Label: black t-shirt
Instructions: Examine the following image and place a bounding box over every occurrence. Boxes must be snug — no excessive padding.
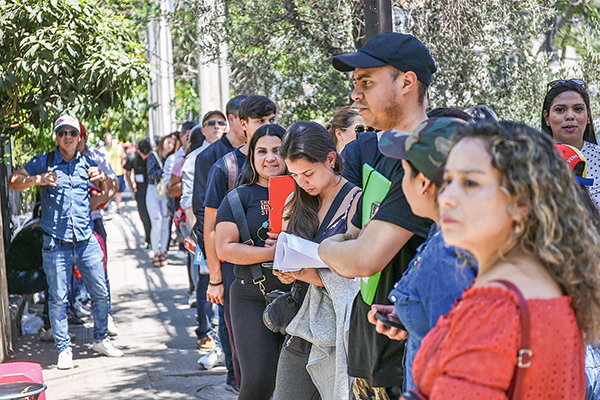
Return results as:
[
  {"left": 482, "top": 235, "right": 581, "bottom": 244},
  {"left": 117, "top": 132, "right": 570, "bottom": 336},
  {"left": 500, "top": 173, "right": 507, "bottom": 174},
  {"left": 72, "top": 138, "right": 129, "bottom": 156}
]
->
[
  {"left": 124, "top": 152, "right": 148, "bottom": 192},
  {"left": 347, "top": 155, "right": 432, "bottom": 388},
  {"left": 204, "top": 148, "right": 247, "bottom": 209},
  {"left": 216, "top": 183, "right": 285, "bottom": 289},
  {"left": 191, "top": 136, "right": 234, "bottom": 241},
  {"left": 341, "top": 131, "right": 382, "bottom": 188}
]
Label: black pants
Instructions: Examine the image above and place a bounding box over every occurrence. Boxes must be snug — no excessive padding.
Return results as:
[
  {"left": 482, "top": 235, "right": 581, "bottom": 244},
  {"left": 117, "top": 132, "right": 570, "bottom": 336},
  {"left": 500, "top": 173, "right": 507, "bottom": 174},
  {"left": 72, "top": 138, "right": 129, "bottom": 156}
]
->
[
  {"left": 134, "top": 188, "right": 151, "bottom": 244},
  {"left": 229, "top": 278, "right": 286, "bottom": 400}
]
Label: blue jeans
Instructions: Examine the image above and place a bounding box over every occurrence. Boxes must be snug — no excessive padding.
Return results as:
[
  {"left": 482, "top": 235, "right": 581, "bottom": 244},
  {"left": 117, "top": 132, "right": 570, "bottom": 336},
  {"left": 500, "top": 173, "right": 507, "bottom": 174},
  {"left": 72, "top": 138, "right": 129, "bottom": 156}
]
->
[
  {"left": 42, "top": 234, "right": 109, "bottom": 353},
  {"left": 195, "top": 273, "right": 214, "bottom": 339}
]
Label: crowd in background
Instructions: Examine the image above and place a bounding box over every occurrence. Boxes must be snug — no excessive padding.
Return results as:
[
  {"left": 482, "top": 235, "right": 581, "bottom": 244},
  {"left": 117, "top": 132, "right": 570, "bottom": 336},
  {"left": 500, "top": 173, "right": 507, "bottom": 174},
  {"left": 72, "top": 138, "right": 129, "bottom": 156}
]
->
[{"left": 7, "top": 31, "right": 600, "bottom": 400}]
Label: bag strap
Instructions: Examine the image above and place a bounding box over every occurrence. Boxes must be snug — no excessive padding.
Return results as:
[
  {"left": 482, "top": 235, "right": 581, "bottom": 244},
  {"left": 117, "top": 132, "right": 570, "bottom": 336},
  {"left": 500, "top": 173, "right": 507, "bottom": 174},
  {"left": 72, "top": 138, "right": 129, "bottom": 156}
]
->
[
  {"left": 227, "top": 189, "right": 252, "bottom": 245},
  {"left": 46, "top": 150, "right": 91, "bottom": 174},
  {"left": 414, "top": 281, "right": 531, "bottom": 399},
  {"left": 493, "top": 279, "right": 532, "bottom": 400},
  {"left": 152, "top": 151, "right": 164, "bottom": 168},
  {"left": 46, "top": 150, "right": 55, "bottom": 172},
  {"left": 313, "top": 181, "right": 354, "bottom": 240},
  {"left": 227, "top": 189, "right": 266, "bottom": 291},
  {"left": 223, "top": 151, "right": 238, "bottom": 192}
]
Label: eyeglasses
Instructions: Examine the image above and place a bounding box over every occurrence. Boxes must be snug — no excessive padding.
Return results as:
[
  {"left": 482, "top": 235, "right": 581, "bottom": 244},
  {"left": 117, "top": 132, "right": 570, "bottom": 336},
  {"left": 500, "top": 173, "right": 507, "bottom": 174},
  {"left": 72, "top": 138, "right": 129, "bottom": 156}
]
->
[
  {"left": 354, "top": 125, "right": 376, "bottom": 134},
  {"left": 57, "top": 129, "right": 80, "bottom": 138},
  {"left": 204, "top": 120, "right": 227, "bottom": 128},
  {"left": 547, "top": 79, "right": 586, "bottom": 91}
]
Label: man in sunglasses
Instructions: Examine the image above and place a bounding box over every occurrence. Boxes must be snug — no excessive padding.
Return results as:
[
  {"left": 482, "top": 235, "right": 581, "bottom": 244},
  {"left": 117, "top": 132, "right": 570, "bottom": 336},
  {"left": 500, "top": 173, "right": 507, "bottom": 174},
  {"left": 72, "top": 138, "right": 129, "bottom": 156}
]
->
[{"left": 8, "top": 115, "right": 124, "bottom": 370}]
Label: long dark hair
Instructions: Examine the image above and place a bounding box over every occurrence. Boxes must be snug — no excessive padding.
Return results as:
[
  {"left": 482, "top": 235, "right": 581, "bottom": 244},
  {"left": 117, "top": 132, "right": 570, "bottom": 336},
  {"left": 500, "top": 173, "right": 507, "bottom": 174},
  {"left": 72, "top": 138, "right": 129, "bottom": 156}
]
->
[
  {"left": 282, "top": 121, "right": 343, "bottom": 240},
  {"left": 541, "top": 81, "right": 597, "bottom": 145},
  {"left": 239, "top": 124, "right": 286, "bottom": 186}
]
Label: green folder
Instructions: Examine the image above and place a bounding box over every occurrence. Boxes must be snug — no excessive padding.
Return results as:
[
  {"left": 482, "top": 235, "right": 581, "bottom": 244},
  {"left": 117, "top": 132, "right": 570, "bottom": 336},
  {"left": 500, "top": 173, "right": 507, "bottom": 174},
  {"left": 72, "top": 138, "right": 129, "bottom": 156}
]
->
[{"left": 360, "top": 164, "right": 392, "bottom": 305}]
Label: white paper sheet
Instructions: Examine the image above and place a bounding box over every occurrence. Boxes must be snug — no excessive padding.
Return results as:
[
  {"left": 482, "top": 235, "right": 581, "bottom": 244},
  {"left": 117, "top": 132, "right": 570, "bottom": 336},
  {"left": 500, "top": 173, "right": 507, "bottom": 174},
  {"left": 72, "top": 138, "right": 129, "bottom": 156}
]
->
[{"left": 273, "top": 232, "right": 328, "bottom": 272}]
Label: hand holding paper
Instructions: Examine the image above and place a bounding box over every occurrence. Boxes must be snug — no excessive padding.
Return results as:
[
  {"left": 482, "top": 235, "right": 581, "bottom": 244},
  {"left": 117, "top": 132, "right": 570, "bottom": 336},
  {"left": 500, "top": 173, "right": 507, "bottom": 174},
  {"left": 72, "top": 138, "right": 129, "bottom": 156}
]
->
[{"left": 273, "top": 232, "right": 328, "bottom": 272}]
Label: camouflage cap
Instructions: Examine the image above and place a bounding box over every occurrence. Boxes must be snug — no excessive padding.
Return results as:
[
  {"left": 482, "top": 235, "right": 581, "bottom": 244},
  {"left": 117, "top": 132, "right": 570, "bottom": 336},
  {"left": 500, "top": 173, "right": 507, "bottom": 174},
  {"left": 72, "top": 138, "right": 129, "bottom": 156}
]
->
[{"left": 378, "top": 118, "right": 465, "bottom": 181}]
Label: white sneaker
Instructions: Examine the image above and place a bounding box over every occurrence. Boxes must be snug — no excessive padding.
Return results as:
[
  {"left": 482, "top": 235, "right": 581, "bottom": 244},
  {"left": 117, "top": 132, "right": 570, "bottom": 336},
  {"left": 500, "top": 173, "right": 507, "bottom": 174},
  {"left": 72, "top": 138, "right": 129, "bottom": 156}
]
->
[
  {"left": 92, "top": 338, "right": 124, "bottom": 357},
  {"left": 57, "top": 349, "right": 73, "bottom": 370},
  {"left": 107, "top": 315, "right": 119, "bottom": 337},
  {"left": 175, "top": 249, "right": 187, "bottom": 259},
  {"left": 197, "top": 346, "right": 224, "bottom": 370},
  {"left": 188, "top": 290, "right": 197, "bottom": 308}
]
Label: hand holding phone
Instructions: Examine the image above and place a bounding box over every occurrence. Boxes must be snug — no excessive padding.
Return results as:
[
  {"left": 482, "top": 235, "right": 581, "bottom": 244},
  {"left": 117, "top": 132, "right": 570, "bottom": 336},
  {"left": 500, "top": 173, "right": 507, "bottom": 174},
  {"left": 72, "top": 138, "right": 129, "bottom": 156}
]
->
[{"left": 375, "top": 311, "right": 405, "bottom": 330}]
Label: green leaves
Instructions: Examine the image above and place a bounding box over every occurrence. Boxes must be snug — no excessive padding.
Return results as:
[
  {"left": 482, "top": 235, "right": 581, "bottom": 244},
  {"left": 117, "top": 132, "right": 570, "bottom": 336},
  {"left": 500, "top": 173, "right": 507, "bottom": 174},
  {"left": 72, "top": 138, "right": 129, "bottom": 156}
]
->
[{"left": 0, "top": 0, "right": 148, "bottom": 151}]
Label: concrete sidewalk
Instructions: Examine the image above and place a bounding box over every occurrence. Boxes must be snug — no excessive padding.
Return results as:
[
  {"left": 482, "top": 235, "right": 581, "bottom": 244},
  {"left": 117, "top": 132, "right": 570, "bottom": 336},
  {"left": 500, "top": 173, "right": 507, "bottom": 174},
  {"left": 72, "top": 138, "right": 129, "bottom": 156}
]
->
[{"left": 6, "top": 198, "right": 237, "bottom": 399}]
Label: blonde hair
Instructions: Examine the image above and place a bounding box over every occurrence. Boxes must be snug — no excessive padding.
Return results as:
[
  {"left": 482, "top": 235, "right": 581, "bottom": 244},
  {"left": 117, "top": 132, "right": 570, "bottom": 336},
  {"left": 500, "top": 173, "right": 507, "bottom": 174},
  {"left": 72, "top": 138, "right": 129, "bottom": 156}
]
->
[{"left": 452, "top": 121, "right": 600, "bottom": 343}]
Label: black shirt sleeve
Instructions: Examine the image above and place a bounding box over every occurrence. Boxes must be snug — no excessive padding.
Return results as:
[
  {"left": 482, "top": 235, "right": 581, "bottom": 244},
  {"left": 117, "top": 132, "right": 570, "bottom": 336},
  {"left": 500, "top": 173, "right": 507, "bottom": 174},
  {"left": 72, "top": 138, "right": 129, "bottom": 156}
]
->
[
  {"left": 204, "top": 160, "right": 229, "bottom": 209},
  {"left": 341, "top": 139, "right": 363, "bottom": 188},
  {"left": 372, "top": 166, "right": 431, "bottom": 238}
]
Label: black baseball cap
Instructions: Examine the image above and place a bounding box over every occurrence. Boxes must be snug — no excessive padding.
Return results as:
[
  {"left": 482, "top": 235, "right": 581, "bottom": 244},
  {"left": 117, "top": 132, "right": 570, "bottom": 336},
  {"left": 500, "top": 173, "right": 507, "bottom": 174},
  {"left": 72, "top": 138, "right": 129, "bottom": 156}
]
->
[{"left": 332, "top": 32, "right": 437, "bottom": 85}]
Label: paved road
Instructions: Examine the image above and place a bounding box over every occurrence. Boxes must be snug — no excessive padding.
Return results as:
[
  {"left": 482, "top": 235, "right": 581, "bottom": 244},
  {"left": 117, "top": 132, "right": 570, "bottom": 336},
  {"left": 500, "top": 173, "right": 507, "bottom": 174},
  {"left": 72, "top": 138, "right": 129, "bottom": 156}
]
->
[{"left": 7, "top": 197, "right": 237, "bottom": 399}]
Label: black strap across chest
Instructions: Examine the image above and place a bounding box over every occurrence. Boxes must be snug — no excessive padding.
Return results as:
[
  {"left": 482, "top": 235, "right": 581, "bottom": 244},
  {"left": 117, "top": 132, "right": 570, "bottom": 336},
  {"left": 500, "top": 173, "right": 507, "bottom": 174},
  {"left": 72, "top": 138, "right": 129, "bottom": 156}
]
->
[{"left": 227, "top": 180, "right": 354, "bottom": 287}]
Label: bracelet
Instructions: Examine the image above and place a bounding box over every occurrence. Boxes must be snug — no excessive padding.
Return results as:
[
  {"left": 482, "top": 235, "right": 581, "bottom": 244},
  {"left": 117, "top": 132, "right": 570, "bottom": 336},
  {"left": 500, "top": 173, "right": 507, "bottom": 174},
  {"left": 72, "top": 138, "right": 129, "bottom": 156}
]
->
[{"left": 209, "top": 281, "right": 223, "bottom": 286}]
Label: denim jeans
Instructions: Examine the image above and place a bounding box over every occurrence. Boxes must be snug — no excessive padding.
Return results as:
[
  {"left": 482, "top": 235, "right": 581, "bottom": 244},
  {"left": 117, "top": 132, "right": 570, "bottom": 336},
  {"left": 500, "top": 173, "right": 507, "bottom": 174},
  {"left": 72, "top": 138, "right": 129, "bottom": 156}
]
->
[
  {"left": 42, "top": 233, "right": 109, "bottom": 353},
  {"left": 195, "top": 273, "right": 214, "bottom": 339}
]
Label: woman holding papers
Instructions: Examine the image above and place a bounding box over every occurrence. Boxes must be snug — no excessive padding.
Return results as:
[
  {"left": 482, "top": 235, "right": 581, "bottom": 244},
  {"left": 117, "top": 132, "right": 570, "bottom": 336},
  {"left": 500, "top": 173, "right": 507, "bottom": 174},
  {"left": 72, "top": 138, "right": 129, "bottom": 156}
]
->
[
  {"left": 214, "top": 124, "right": 290, "bottom": 400},
  {"left": 273, "top": 121, "right": 361, "bottom": 400}
]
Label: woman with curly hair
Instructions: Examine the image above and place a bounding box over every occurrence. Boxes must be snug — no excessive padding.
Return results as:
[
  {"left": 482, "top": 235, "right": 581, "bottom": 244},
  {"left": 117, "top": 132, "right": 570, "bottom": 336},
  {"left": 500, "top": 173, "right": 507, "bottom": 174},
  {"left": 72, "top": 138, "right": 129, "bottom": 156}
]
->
[{"left": 407, "top": 121, "right": 600, "bottom": 399}]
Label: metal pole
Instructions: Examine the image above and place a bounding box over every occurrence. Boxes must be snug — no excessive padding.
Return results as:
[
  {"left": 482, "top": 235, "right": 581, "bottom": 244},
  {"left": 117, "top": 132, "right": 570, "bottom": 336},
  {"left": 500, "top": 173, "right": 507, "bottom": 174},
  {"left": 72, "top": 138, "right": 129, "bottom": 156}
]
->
[{"left": 364, "top": 0, "right": 393, "bottom": 42}]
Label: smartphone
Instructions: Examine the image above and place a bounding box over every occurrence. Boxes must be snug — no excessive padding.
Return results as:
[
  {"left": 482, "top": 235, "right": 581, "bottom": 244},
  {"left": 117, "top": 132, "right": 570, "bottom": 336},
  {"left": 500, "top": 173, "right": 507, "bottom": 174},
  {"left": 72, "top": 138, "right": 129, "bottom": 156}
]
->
[{"left": 375, "top": 311, "right": 405, "bottom": 330}]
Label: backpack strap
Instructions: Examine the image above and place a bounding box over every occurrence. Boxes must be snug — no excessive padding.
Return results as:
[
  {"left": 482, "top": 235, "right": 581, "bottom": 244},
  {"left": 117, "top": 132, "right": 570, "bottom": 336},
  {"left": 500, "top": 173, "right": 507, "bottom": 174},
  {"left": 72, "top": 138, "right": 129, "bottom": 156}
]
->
[
  {"left": 223, "top": 151, "right": 238, "bottom": 192},
  {"left": 492, "top": 279, "right": 532, "bottom": 400},
  {"left": 46, "top": 150, "right": 55, "bottom": 172},
  {"left": 226, "top": 189, "right": 266, "bottom": 291}
]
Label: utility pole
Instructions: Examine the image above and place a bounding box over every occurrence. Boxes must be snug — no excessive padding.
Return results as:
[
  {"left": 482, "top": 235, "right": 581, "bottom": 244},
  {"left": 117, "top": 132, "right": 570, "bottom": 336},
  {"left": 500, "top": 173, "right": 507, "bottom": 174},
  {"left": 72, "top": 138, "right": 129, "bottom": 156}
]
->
[{"left": 364, "top": 0, "right": 393, "bottom": 41}]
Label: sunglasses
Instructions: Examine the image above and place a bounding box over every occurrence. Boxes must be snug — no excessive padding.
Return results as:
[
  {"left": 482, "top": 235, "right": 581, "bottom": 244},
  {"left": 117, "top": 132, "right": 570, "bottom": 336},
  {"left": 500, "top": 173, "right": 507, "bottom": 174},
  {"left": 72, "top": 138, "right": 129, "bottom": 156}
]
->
[
  {"left": 547, "top": 79, "right": 586, "bottom": 91},
  {"left": 204, "top": 120, "right": 227, "bottom": 128},
  {"left": 354, "top": 125, "right": 376, "bottom": 134},
  {"left": 57, "top": 129, "right": 80, "bottom": 138}
]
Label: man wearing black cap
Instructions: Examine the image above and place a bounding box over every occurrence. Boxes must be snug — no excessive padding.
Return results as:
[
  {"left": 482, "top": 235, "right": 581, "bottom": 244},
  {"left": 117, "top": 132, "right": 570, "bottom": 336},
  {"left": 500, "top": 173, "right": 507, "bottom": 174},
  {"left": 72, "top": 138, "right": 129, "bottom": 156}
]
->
[{"left": 319, "top": 33, "right": 435, "bottom": 398}]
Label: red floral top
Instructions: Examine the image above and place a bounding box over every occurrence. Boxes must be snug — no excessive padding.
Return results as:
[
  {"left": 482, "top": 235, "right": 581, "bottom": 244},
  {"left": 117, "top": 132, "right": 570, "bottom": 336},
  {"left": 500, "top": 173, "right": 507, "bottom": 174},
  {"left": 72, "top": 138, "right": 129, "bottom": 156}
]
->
[{"left": 412, "top": 285, "right": 585, "bottom": 399}]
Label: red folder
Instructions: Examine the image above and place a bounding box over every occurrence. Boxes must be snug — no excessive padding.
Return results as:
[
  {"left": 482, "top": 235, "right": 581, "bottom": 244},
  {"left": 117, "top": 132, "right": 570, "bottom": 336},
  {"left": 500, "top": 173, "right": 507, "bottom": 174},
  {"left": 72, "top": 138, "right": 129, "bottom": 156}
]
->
[{"left": 268, "top": 176, "right": 296, "bottom": 234}]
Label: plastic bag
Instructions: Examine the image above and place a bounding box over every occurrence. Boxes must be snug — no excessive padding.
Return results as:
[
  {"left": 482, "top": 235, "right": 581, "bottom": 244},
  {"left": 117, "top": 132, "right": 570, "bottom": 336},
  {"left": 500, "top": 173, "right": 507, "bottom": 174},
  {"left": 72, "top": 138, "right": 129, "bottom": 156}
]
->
[{"left": 21, "top": 302, "right": 44, "bottom": 335}]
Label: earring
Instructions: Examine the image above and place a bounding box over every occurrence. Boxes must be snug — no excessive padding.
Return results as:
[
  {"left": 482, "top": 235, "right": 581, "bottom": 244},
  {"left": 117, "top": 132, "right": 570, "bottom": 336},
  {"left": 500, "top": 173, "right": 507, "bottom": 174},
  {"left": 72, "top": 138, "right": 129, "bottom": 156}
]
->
[{"left": 514, "top": 221, "right": 524, "bottom": 237}]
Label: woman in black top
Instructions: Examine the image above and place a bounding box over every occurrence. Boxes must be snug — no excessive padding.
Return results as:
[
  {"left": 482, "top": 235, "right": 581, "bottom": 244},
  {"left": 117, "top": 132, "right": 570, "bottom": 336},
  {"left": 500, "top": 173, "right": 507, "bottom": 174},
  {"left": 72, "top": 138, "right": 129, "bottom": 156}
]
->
[{"left": 215, "top": 124, "right": 290, "bottom": 400}]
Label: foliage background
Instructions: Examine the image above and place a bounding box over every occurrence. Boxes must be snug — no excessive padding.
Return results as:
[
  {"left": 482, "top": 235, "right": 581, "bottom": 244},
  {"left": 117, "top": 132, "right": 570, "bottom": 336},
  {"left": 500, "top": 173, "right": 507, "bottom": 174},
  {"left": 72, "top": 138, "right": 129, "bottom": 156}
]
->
[
  {"left": 0, "top": 0, "right": 148, "bottom": 162},
  {"left": 2, "top": 0, "right": 600, "bottom": 162}
]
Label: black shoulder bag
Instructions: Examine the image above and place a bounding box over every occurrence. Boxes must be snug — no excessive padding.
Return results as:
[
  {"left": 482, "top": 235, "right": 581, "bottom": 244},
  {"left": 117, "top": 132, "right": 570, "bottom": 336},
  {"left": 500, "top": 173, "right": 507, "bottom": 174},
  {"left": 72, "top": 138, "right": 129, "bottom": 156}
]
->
[{"left": 261, "top": 181, "right": 354, "bottom": 334}]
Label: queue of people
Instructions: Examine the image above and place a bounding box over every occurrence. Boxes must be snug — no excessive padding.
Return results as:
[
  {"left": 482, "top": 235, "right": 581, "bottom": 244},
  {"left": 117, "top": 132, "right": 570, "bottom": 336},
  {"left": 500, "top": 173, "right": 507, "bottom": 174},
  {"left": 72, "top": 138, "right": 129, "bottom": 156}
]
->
[{"left": 8, "top": 30, "right": 600, "bottom": 400}]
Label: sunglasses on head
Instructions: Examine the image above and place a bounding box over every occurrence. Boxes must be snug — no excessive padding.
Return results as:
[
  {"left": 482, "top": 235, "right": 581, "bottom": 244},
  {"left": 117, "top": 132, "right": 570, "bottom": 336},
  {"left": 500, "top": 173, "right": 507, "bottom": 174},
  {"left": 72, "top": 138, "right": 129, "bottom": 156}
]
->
[
  {"left": 204, "top": 119, "right": 227, "bottom": 127},
  {"left": 57, "top": 129, "right": 80, "bottom": 138},
  {"left": 547, "top": 79, "right": 586, "bottom": 91},
  {"left": 354, "top": 125, "right": 376, "bottom": 134}
]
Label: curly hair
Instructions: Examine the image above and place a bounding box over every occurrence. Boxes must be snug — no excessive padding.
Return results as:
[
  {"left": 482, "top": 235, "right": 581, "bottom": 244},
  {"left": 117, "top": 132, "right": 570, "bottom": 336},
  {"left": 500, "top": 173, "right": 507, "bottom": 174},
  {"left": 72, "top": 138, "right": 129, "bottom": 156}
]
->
[{"left": 452, "top": 121, "right": 600, "bottom": 343}]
